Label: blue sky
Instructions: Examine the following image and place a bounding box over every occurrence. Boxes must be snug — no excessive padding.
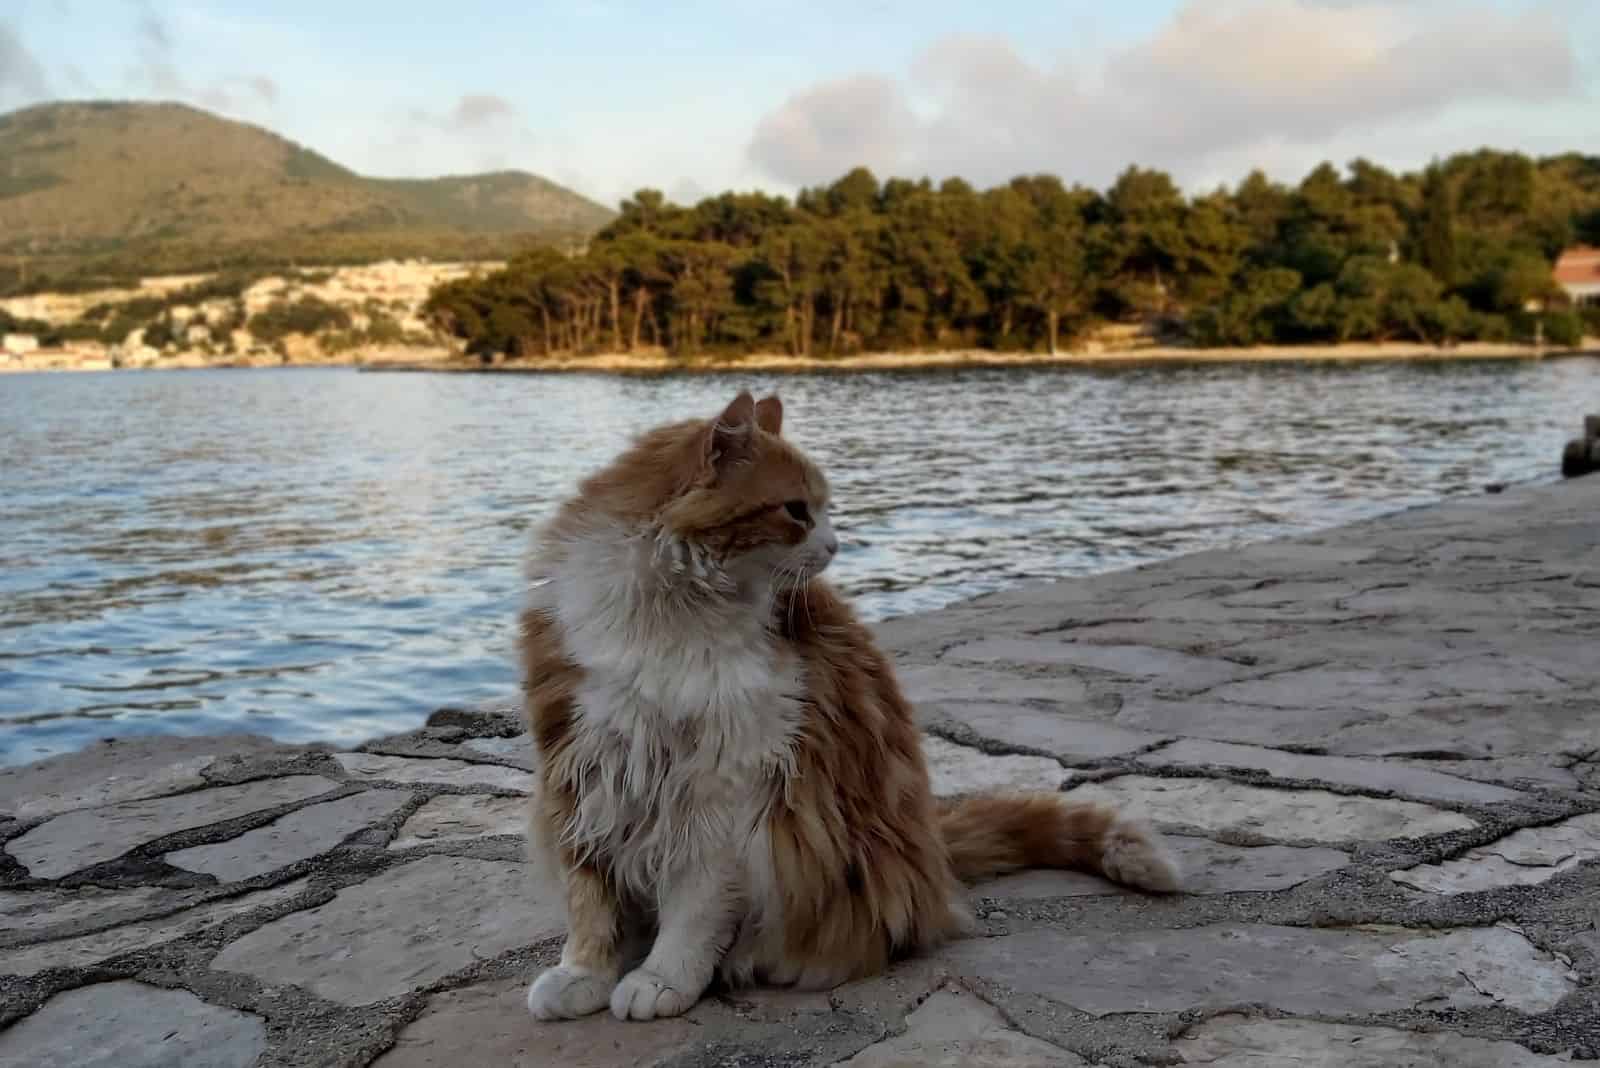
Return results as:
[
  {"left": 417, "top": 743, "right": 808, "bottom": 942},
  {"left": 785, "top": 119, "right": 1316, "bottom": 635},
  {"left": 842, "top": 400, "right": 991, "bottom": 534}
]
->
[{"left": 2, "top": 1, "right": 1596, "bottom": 208}]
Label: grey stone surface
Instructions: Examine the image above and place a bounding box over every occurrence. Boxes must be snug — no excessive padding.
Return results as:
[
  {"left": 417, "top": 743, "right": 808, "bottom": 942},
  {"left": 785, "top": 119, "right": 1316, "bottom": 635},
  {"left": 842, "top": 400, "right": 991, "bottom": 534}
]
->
[
  {"left": 1392, "top": 812, "right": 1600, "bottom": 895},
  {"left": 462, "top": 733, "right": 532, "bottom": 767},
  {"left": 947, "top": 637, "right": 1243, "bottom": 692},
  {"left": 0, "top": 879, "right": 307, "bottom": 977},
  {"left": 1141, "top": 739, "right": 1522, "bottom": 804},
  {"left": 336, "top": 752, "right": 532, "bottom": 792},
  {"left": 924, "top": 737, "right": 1070, "bottom": 796},
  {"left": 4, "top": 775, "right": 338, "bottom": 878},
  {"left": 925, "top": 701, "right": 1166, "bottom": 761},
  {"left": 0, "top": 734, "right": 289, "bottom": 822},
  {"left": 0, "top": 885, "right": 172, "bottom": 940},
  {"left": 944, "top": 922, "right": 1578, "bottom": 1016},
  {"left": 166, "top": 788, "right": 413, "bottom": 880},
  {"left": 1066, "top": 775, "right": 1475, "bottom": 843},
  {"left": 388, "top": 794, "right": 525, "bottom": 850},
  {"left": 1392, "top": 756, "right": 1583, "bottom": 793},
  {"left": 979, "top": 836, "right": 1347, "bottom": 897},
  {"left": 211, "top": 855, "right": 562, "bottom": 1005},
  {"left": 0, "top": 980, "right": 265, "bottom": 1068},
  {"left": 898, "top": 664, "right": 1085, "bottom": 706},
  {"left": 0, "top": 752, "right": 214, "bottom": 824},
  {"left": 1173, "top": 1015, "right": 1574, "bottom": 1066},
  {"left": 838, "top": 986, "right": 1091, "bottom": 1067},
  {"left": 372, "top": 978, "right": 699, "bottom": 1067}
]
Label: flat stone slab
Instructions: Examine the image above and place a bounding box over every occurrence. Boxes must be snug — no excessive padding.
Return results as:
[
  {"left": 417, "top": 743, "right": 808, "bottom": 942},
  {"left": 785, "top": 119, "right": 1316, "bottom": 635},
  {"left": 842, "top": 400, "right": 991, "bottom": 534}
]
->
[
  {"left": 1140, "top": 739, "right": 1522, "bottom": 805},
  {"left": 946, "top": 637, "right": 1243, "bottom": 692},
  {"left": 0, "top": 885, "right": 173, "bottom": 941},
  {"left": 899, "top": 664, "right": 1087, "bottom": 707},
  {"left": 925, "top": 702, "right": 1166, "bottom": 761},
  {"left": 388, "top": 794, "right": 525, "bottom": 850},
  {"left": 0, "top": 734, "right": 285, "bottom": 822},
  {"left": 462, "top": 733, "right": 532, "bottom": 767},
  {"left": 0, "top": 879, "right": 307, "bottom": 978},
  {"left": 924, "top": 737, "right": 1070, "bottom": 796},
  {"left": 166, "top": 788, "right": 413, "bottom": 880},
  {"left": 1066, "top": 775, "right": 1474, "bottom": 844},
  {"left": 336, "top": 752, "right": 531, "bottom": 792},
  {"left": 0, "top": 980, "right": 265, "bottom": 1068},
  {"left": 4, "top": 775, "right": 339, "bottom": 878},
  {"left": 1392, "top": 812, "right": 1600, "bottom": 895},
  {"left": 372, "top": 978, "right": 699, "bottom": 1067},
  {"left": 945, "top": 922, "right": 1577, "bottom": 1016},
  {"left": 839, "top": 986, "right": 1091, "bottom": 1067},
  {"left": 212, "top": 855, "right": 562, "bottom": 1005},
  {"left": 980, "top": 835, "right": 1346, "bottom": 897},
  {"left": 1174, "top": 1014, "right": 1573, "bottom": 1066}
]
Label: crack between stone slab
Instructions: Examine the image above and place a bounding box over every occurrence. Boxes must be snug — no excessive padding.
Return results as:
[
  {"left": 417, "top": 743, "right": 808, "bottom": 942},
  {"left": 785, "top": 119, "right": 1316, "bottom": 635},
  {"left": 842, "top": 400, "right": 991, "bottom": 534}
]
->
[
  {"left": 1170, "top": 658, "right": 1337, "bottom": 699},
  {"left": 947, "top": 978, "right": 1093, "bottom": 1062},
  {"left": 1484, "top": 849, "right": 1574, "bottom": 870},
  {"left": 1453, "top": 968, "right": 1504, "bottom": 1005},
  {"left": 919, "top": 723, "right": 1075, "bottom": 770}
]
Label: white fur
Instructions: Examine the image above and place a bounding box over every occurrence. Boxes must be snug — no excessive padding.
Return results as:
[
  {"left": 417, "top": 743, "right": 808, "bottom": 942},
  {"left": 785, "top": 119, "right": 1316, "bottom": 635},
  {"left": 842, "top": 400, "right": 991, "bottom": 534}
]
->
[
  {"left": 527, "top": 962, "right": 614, "bottom": 1020},
  {"left": 526, "top": 517, "right": 803, "bottom": 1018}
]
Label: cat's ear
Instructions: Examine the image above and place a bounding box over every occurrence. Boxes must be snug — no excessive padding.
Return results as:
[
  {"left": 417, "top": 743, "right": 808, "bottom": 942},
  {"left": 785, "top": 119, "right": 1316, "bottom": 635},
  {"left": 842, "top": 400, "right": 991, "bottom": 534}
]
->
[
  {"left": 754, "top": 394, "right": 783, "bottom": 435},
  {"left": 700, "top": 391, "right": 757, "bottom": 477}
]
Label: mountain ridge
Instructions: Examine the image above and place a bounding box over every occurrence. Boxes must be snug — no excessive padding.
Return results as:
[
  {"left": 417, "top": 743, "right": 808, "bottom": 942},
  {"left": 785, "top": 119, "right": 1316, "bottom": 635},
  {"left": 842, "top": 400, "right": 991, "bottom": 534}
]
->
[{"left": 0, "top": 100, "right": 613, "bottom": 292}]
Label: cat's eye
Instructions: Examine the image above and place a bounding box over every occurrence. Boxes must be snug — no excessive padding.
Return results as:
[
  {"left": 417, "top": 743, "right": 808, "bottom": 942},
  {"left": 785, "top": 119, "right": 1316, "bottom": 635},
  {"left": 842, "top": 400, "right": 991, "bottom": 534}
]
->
[{"left": 783, "top": 500, "right": 811, "bottom": 524}]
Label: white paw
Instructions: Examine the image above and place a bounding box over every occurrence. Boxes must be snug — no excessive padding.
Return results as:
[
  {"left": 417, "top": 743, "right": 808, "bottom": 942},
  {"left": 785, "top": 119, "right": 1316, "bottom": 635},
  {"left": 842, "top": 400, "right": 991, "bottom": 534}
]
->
[
  {"left": 609, "top": 966, "right": 700, "bottom": 1021},
  {"left": 1102, "top": 820, "right": 1181, "bottom": 893},
  {"left": 527, "top": 964, "right": 614, "bottom": 1020}
]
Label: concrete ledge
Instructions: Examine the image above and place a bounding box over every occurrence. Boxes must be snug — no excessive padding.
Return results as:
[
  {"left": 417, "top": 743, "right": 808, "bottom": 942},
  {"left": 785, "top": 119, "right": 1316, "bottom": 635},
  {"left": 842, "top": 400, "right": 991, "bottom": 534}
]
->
[{"left": 3, "top": 477, "right": 1598, "bottom": 1065}]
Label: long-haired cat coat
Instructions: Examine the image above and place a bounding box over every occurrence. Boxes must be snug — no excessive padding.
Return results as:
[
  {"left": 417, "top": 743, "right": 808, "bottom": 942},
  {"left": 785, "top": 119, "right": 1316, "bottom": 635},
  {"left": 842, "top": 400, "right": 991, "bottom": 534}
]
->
[{"left": 520, "top": 391, "right": 1178, "bottom": 1022}]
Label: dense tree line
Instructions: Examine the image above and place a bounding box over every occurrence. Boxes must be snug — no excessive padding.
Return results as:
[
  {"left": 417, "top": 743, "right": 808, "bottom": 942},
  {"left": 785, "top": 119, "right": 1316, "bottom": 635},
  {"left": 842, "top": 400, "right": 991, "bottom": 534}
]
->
[{"left": 425, "top": 150, "right": 1600, "bottom": 359}]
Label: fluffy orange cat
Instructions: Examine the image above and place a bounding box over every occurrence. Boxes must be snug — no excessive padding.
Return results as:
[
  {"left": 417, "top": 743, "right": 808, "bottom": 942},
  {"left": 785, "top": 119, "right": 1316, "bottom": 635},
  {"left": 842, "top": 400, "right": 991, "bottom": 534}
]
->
[{"left": 520, "top": 391, "right": 1178, "bottom": 1022}]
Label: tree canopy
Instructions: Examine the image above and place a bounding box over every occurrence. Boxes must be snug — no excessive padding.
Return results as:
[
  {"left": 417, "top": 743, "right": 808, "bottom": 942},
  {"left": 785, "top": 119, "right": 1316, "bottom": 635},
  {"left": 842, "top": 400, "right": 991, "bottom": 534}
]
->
[{"left": 425, "top": 149, "right": 1600, "bottom": 360}]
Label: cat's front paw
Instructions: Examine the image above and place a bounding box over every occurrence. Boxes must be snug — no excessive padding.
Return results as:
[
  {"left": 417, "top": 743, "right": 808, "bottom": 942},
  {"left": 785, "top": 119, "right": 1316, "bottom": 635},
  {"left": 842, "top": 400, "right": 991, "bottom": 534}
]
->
[
  {"left": 527, "top": 964, "right": 615, "bottom": 1020},
  {"left": 610, "top": 966, "right": 700, "bottom": 1021},
  {"left": 1101, "top": 819, "right": 1181, "bottom": 893}
]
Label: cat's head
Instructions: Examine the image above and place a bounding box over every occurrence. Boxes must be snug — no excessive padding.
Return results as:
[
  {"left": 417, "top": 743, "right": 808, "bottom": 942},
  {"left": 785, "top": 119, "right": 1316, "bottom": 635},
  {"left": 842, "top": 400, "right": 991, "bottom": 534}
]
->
[{"left": 574, "top": 391, "right": 838, "bottom": 591}]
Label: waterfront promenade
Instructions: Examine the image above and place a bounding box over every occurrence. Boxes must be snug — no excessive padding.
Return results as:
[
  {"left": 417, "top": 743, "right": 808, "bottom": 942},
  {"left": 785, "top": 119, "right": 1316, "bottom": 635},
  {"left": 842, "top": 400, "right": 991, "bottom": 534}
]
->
[{"left": 2, "top": 476, "right": 1597, "bottom": 1066}]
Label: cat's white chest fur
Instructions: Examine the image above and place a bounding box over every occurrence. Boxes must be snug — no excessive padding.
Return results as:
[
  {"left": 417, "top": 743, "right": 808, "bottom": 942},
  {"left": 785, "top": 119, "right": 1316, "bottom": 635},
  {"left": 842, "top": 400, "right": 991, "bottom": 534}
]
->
[{"left": 533, "top": 528, "right": 802, "bottom": 901}]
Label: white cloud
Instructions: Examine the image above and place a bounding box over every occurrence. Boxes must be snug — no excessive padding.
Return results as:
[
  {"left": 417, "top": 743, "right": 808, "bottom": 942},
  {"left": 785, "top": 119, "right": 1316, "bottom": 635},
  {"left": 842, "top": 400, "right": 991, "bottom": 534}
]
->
[
  {"left": 746, "top": 0, "right": 1583, "bottom": 190},
  {"left": 124, "top": 6, "right": 278, "bottom": 119},
  {"left": 446, "top": 93, "right": 514, "bottom": 130},
  {"left": 0, "top": 20, "right": 50, "bottom": 104},
  {"left": 748, "top": 74, "right": 915, "bottom": 188}
]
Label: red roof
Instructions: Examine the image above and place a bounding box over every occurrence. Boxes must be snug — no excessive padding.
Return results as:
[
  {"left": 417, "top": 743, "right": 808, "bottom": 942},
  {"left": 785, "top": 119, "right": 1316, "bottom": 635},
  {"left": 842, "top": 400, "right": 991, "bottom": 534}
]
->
[{"left": 1553, "top": 245, "right": 1600, "bottom": 285}]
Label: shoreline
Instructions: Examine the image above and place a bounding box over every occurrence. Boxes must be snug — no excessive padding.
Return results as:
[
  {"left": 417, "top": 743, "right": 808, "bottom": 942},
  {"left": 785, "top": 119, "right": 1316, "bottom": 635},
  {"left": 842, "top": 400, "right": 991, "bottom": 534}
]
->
[
  {"left": 367, "top": 340, "right": 1596, "bottom": 376},
  {"left": 3, "top": 340, "right": 1595, "bottom": 376}
]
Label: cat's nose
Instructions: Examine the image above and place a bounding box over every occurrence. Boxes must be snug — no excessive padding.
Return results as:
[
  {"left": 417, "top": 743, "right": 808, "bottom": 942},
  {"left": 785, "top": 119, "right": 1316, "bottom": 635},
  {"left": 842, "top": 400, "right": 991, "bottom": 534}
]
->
[{"left": 822, "top": 533, "right": 839, "bottom": 556}]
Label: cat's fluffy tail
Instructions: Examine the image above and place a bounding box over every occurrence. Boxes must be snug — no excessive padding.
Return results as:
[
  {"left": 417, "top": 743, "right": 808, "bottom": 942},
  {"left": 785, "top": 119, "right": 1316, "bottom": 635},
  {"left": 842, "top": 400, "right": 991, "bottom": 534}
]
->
[{"left": 937, "top": 794, "right": 1181, "bottom": 892}]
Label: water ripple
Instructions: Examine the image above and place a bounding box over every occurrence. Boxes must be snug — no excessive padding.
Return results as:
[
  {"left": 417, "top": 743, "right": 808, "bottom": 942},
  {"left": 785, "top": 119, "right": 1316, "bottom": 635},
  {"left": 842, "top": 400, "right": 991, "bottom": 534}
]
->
[{"left": 1, "top": 360, "right": 1595, "bottom": 765}]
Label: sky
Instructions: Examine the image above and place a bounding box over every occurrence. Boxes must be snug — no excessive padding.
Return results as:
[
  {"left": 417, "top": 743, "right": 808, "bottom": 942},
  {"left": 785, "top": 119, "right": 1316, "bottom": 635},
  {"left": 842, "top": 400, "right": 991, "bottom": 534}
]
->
[{"left": 1, "top": 0, "right": 1596, "bottom": 209}]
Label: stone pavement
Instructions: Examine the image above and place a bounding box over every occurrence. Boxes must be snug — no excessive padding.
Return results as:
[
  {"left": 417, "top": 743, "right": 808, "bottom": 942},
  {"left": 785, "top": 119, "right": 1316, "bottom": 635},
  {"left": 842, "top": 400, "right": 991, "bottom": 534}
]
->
[{"left": 3, "top": 476, "right": 1598, "bottom": 1067}]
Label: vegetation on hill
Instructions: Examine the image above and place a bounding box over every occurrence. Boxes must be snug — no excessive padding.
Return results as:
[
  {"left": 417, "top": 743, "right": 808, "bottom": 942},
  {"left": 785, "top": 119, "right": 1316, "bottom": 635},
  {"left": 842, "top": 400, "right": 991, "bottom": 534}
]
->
[
  {"left": 425, "top": 151, "right": 1600, "bottom": 359},
  {"left": 0, "top": 101, "right": 612, "bottom": 296}
]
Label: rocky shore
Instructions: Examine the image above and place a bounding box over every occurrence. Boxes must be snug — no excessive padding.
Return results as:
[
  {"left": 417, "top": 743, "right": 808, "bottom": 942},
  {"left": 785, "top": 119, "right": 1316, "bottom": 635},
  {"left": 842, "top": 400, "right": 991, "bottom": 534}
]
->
[
  {"left": 364, "top": 339, "right": 1594, "bottom": 378},
  {"left": 2, "top": 476, "right": 1598, "bottom": 1066}
]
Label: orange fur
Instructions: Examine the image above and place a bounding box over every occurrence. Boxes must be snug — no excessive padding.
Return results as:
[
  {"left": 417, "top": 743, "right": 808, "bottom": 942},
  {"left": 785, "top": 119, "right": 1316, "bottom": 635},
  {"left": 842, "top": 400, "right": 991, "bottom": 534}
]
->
[{"left": 520, "top": 391, "right": 1178, "bottom": 1019}]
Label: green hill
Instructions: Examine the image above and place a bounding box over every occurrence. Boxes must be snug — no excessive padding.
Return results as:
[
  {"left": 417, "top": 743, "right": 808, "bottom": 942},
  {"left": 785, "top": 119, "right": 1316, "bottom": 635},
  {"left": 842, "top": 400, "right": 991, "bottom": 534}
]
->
[{"left": 0, "top": 101, "right": 614, "bottom": 292}]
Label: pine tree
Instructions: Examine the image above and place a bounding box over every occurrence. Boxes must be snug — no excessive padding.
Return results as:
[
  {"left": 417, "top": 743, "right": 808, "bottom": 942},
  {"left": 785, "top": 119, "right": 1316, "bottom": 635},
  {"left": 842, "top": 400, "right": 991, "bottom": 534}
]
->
[{"left": 1418, "top": 164, "right": 1458, "bottom": 287}]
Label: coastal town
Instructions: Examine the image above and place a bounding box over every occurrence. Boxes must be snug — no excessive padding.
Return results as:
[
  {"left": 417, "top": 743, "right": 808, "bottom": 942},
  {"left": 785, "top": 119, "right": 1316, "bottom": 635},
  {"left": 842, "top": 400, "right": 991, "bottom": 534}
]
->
[{"left": 4, "top": 245, "right": 1598, "bottom": 375}]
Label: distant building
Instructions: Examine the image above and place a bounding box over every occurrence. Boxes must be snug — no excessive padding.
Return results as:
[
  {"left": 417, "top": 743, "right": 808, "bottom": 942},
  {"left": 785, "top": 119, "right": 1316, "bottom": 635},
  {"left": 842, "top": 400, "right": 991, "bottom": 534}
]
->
[
  {"left": 1553, "top": 245, "right": 1600, "bottom": 306},
  {"left": 2, "top": 333, "right": 40, "bottom": 355}
]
